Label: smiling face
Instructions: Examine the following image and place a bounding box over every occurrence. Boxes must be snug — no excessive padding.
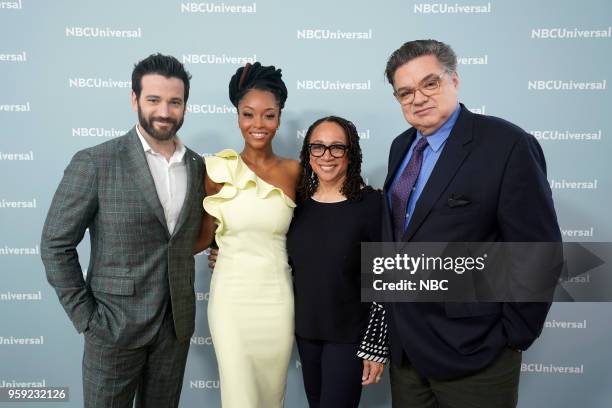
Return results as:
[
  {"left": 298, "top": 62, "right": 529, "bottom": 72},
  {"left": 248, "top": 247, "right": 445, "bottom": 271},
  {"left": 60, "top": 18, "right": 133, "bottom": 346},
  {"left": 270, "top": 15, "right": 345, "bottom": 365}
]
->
[
  {"left": 237, "top": 88, "right": 280, "bottom": 149},
  {"left": 308, "top": 121, "right": 350, "bottom": 187},
  {"left": 131, "top": 74, "right": 186, "bottom": 141},
  {"left": 392, "top": 54, "right": 459, "bottom": 135}
]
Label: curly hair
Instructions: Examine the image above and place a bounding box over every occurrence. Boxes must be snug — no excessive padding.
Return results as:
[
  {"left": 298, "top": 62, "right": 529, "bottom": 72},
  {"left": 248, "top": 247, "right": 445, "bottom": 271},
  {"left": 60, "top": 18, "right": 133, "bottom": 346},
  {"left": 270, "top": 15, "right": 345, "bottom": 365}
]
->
[
  {"left": 297, "top": 116, "right": 367, "bottom": 202},
  {"left": 228, "top": 62, "right": 288, "bottom": 110}
]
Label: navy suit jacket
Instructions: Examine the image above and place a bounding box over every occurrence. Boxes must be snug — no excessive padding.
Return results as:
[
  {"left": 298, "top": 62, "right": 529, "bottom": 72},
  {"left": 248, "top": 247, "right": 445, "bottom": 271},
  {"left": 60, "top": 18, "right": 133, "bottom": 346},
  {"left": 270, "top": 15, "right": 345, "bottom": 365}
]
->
[{"left": 382, "top": 104, "right": 561, "bottom": 380}]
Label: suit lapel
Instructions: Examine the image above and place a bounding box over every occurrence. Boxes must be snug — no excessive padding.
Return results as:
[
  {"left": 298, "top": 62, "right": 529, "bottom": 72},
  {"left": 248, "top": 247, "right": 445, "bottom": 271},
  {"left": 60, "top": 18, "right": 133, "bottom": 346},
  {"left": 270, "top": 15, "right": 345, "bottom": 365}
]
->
[
  {"left": 123, "top": 128, "right": 170, "bottom": 237},
  {"left": 402, "top": 105, "right": 474, "bottom": 241},
  {"left": 171, "top": 149, "right": 199, "bottom": 238}
]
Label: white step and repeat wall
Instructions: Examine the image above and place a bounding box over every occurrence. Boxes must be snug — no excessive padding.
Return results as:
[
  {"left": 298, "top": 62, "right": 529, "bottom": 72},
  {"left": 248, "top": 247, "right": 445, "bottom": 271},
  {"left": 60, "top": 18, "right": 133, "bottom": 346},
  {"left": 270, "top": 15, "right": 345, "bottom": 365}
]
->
[{"left": 1, "top": 1, "right": 611, "bottom": 407}]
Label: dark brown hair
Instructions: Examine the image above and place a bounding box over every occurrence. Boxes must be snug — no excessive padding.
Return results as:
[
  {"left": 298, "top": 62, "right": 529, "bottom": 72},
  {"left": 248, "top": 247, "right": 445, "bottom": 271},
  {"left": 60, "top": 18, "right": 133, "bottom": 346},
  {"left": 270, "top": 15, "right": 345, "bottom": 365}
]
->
[
  {"left": 385, "top": 39, "right": 457, "bottom": 86},
  {"left": 132, "top": 53, "right": 192, "bottom": 102}
]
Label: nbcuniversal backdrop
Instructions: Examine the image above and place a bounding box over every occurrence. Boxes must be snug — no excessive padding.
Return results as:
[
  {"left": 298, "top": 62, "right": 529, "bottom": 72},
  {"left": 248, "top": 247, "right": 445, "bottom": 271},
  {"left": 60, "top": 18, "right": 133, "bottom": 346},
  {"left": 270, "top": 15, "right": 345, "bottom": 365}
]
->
[{"left": 1, "top": 0, "right": 610, "bottom": 407}]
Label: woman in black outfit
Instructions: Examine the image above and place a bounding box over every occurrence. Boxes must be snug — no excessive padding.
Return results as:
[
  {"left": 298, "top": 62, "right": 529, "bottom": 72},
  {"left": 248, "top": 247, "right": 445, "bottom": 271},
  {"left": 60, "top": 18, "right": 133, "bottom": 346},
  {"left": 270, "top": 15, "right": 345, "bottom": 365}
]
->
[{"left": 287, "top": 116, "right": 389, "bottom": 408}]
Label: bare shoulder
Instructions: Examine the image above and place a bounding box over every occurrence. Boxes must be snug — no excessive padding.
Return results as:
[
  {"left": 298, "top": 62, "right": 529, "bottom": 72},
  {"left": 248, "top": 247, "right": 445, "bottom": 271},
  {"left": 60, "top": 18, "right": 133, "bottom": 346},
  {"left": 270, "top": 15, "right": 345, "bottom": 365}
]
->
[
  {"left": 280, "top": 157, "right": 302, "bottom": 185},
  {"left": 279, "top": 157, "right": 301, "bottom": 175}
]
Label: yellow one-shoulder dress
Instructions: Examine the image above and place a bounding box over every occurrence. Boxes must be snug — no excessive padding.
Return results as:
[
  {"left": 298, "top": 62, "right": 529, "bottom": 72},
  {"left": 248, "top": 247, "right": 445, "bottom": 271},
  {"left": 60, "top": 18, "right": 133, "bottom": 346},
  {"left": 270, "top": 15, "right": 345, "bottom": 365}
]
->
[{"left": 203, "top": 149, "right": 295, "bottom": 408}]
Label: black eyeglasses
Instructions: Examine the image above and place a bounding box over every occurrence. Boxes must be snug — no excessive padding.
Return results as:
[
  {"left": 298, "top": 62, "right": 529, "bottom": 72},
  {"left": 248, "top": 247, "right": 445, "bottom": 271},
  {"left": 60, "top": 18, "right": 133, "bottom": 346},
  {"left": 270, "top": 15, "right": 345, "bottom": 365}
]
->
[{"left": 308, "top": 143, "right": 348, "bottom": 158}]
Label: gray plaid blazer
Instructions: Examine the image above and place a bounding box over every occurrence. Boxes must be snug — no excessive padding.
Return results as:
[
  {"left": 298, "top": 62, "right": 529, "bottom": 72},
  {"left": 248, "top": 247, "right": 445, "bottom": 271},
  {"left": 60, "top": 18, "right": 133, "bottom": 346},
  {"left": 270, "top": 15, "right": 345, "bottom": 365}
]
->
[{"left": 41, "top": 128, "right": 205, "bottom": 348}]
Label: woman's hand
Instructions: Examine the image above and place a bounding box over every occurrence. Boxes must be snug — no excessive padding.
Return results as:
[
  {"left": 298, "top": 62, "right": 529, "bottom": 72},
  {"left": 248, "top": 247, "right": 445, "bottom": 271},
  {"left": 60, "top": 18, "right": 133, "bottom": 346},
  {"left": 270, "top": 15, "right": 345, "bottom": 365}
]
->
[
  {"left": 193, "top": 174, "right": 220, "bottom": 254},
  {"left": 208, "top": 248, "right": 218, "bottom": 270},
  {"left": 361, "top": 359, "right": 385, "bottom": 385}
]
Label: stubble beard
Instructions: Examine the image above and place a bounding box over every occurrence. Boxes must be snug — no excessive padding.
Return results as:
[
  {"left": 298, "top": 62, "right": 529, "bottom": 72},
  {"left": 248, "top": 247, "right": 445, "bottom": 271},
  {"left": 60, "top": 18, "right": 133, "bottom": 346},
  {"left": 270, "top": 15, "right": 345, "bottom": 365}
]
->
[{"left": 137, "top": 104, "right": 184, "bottom": 142}]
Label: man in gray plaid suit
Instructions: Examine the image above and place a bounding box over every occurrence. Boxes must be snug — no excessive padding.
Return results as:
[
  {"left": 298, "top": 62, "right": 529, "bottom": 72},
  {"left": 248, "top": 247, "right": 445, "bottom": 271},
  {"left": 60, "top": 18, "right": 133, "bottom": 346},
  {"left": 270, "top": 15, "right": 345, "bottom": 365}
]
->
[{"left": 41, "top": 54, "right": 205, "bottom": 407}]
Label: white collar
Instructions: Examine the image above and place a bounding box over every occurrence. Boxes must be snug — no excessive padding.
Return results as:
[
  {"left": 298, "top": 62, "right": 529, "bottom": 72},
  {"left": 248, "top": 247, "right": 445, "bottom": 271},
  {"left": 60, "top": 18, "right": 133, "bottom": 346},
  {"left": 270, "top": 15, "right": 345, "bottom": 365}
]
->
[{"left": 135, "top": 124, "right": 186, "bottom": 161}]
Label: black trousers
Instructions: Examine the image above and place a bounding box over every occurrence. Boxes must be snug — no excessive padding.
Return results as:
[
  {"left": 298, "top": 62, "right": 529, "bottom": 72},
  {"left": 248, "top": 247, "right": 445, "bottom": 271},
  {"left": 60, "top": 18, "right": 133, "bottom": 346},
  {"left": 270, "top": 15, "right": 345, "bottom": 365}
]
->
[
  {"left": 82, "top": 307, "right": 190, "bottom": 408},
  {"left": 390, "top": 348, "right": 522, "bottom": 408},
  {"left": 296, "top": 336, "right": 363, "bottom": 408}
]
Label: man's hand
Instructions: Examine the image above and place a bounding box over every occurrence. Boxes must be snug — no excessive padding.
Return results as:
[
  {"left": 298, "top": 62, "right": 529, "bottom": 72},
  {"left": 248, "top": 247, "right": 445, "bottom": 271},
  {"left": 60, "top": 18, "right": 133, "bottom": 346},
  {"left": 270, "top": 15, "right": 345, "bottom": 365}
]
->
[{"left": 362, "top": 359, "right": 385, "bottom": 385}]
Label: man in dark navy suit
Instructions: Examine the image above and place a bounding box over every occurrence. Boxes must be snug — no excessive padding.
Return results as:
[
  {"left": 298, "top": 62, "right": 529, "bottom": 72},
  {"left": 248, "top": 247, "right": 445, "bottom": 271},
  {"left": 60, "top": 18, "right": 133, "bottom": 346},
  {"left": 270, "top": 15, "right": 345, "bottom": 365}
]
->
[{"left": 382, "top": 39, "right": 561, "bottom": 407}]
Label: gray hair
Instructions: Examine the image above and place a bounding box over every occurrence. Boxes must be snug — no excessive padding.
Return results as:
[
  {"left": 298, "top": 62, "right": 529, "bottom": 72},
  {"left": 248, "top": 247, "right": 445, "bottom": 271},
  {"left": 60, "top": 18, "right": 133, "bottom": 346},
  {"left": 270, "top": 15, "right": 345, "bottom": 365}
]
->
[{"left": 385, "top": 39, "right": 457, "bottom": 86}]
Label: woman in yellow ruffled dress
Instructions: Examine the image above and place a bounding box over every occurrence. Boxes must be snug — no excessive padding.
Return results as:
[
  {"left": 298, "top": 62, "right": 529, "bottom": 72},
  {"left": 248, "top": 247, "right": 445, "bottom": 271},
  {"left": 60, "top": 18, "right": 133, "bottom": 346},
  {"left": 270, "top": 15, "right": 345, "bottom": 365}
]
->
[{"left": 194, "top": 62, "right": 300, "bottom": 408}]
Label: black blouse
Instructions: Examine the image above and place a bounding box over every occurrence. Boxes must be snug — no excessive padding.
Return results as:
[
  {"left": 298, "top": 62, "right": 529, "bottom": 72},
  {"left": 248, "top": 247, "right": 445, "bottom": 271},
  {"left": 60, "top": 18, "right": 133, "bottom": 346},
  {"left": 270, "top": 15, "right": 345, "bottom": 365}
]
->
[{"left": 287, "top": 188, "right": 388, "bottom": 362}]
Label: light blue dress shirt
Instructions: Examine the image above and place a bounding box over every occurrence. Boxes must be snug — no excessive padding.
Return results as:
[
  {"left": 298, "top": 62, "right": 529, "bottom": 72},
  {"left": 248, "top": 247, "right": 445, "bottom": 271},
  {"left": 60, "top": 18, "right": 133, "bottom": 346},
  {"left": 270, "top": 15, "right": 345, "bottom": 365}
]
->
[{"left": 387, "top": 104, "right": 461, "bottom": 230}]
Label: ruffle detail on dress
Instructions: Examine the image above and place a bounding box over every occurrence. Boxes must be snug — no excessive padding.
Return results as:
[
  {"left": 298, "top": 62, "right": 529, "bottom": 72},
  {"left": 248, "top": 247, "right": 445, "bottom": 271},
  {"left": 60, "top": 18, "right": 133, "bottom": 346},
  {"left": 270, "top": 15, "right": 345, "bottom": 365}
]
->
[{"left": 203, "top": 149, "right": 296, "bottom": 234}]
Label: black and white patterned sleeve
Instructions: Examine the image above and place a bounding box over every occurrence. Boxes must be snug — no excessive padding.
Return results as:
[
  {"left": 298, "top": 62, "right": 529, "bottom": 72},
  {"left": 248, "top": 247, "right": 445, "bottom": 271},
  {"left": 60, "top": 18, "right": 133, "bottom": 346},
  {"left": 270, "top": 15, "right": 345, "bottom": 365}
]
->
[{"left": 357, "top": 302, "right": 389, "bottom": 363}]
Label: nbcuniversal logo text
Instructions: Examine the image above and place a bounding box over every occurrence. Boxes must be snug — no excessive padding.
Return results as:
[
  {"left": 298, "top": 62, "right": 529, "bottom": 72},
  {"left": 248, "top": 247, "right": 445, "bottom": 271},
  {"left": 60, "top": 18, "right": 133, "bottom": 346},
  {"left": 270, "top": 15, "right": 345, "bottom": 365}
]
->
[
  {"left": 72, "top": 128, "right": 127, "bottom": 138},
  {"left": 0, "top": 245, "right": 39, "bottom": 255},
  {"left": 544, "top": 319, "right": 587, "bottom": 329},
  {"left": 549, "top": 179, "right": 598, "bottom": 190},
  {"left": 521, "top": 363, "right": 584, "bottom": 375},
  {"left": 0, "top": 291, "right": 42, "bottom": 301},
  {"left": 191, "top": 336, "right": 213, "bottom": 345},
  {"left": 296, "top": 29, "right": 372, "bottom": 40},
  {"left": 468, "top": 105, "right": 486, "bottom": 114},
  {"left": 0, "top": 0, "right": 22, "bottom": 9},
  {"left": 531, "top": 129, "right": 602, "bottom": 142},
  {"left": 0, "top": 336, "right": 44, "bottom": 345},
  {"left": 65, "top": 26, "right": 142, "bottom": 38},
  {"left": 69, "top": 78, "right": 131, "bottom": 88},
  {"left": 182, "top": 54, "right": 256, "bottom": 65},
  {"left": 0, "top": 102, "right": 30, "bottom": 112},
  {"left": 187, "top": 104, "right": 236, "bottom": 114},
  {"left": 561, "top": 227, "right": 594, "bottom": 238},
  {"left": 180, "top": 2, "right": 256, "bottom": 13},
  {"left": 296, "top": 80, "right": 371, "bottom": 91},
  {"left": 0, "top": 151, "right": 34, "bottom": 161},
  {"left": 196, "top": 292, "right": 210, "bottom": 301},
  {"left": 0, "top": 379, "right": 46, "bottom": 388},
  {"left": 413, "top": 2, "right": 491, "bottom": 13},
  {"left": 531, "top": 26, "right": 611, "bottom": 39},
  {"left": 190, "top": 379, "right": 220, "bottom": 389},
  {"left": 0, "top": 51, "right": 26, "bottom": 62},
  {"left": 527, "top": 79, "right": 606, "bottom": 91},
  {"left": 0, "top": 198, "right": 37, "bottom": 209},
  {"left": 457, "top": 55, "right": 488, "bottom": 65}
]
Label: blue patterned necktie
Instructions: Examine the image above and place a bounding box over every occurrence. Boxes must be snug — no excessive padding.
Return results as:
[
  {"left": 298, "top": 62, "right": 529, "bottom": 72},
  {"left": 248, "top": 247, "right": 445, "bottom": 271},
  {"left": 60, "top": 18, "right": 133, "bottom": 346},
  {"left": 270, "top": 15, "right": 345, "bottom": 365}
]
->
[{"left": 391, "top": 137, "right": 429, "bottom": 241}]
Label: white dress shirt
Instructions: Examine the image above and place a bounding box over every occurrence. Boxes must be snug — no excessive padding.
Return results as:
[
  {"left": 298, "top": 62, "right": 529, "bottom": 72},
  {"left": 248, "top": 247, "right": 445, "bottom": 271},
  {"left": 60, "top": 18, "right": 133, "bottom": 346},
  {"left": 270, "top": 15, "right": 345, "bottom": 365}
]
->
[{"left": 136, "top": 125, "right": 187, "bottom": 235}]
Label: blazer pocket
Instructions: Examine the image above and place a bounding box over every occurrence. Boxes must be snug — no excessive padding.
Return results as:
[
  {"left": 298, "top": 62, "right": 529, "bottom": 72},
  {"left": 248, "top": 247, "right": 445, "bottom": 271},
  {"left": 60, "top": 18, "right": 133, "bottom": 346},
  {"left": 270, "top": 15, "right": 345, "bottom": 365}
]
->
[
  {"left": 445, "top": 302, "right": 501, "bottom": 318},
  {"left": 434, "top": 203, "right": 480, "bottom": 216},
  {"left": 96, "top": 266, "right": 131, "bottom": 276},
  {"left": 447, "top": 193, "right": 471, "bottom": 208},
  {"left": 90, "top": 276, "right": 135, "bottom": 296}
]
